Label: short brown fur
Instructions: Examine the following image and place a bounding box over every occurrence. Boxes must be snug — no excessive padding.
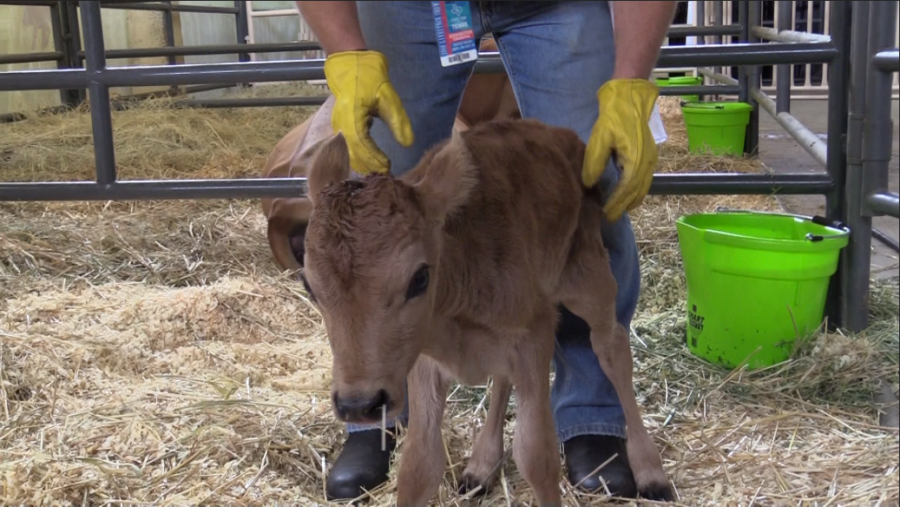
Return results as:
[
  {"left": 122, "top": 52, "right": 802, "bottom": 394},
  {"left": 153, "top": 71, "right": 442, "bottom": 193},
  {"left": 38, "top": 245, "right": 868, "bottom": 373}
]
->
[
  {"left": 260, "top": 36, "right": 519, "bottom": 274},
  {"left": 301, "top": 118, "right": 673, "bottom": 505}
]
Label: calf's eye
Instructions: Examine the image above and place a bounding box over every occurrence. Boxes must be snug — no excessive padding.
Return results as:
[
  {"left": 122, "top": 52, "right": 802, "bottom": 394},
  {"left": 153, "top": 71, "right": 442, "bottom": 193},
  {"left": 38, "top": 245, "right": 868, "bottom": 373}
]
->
[{"left": 405, "top": 265, "right": 430, "bottom": 300}]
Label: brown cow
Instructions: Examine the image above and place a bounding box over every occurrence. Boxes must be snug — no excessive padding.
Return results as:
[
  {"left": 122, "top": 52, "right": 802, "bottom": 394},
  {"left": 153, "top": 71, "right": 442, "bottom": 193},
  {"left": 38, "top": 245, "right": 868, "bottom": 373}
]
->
[
  {"left": 262, "top": 37, "right": 518, "bottom": 269},
  {"left": 298, "top": 117, "right": 673, "bottom": 506}
]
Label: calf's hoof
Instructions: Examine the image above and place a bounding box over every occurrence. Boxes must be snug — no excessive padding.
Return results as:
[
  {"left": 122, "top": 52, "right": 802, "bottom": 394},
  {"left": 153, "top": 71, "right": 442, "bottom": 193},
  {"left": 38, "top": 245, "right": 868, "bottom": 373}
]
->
[
  {"left": 563, "top": 435, "right": 637, "bottom": 498},
  {"left": 457, "top": 473, "right": 491, "bottom": 497},
  {"left": 325, "top": 428, "right": 396, "bottom": 501},
  {"left": 637, "top": 481, "right": 675, "bottom": 502}
]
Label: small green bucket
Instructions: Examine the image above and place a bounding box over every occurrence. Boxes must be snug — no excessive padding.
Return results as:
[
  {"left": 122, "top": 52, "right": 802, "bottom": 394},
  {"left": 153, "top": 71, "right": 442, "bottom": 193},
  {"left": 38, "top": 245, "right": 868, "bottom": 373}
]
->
[
  {"left": 675, "top": 210, "right": 850, "bottom": 370},
  {"left": 681, "top": 101, "right": 752, "bottom": 156},
  {"left": 668, "top": 76, "right": 704, "bottom": 102}
]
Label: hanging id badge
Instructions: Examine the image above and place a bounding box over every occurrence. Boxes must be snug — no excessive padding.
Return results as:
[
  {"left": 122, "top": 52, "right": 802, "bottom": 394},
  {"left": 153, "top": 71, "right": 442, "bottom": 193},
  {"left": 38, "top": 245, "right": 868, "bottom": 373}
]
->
[{"left": 431, "top": 1, "right": 478, "bottom": 67}]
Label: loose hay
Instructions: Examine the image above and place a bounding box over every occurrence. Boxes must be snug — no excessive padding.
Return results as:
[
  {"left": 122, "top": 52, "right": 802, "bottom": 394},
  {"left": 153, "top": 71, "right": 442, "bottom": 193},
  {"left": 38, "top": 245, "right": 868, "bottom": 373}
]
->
[{"left": 1, "top": 88, "right": 897, "bottom": 505}]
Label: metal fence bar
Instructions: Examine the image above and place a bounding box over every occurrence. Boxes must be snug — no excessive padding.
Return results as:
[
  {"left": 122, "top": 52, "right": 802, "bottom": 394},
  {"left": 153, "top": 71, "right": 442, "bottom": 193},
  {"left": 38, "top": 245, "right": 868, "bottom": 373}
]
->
[
  {"left": 658, "top": 85, "right": 742, "bottom": 95},
  {"left": 841, "top": 1, "right": 873, "bottom": 333},
  {"left": 696, "top": 0, "right": 706, "bottom": 46},
  {"left": 751, "top": 26, "right": 832, "bottom": 43},
  {"left": 48, "top": 0, "right": 76, "bottom": 107},
  {"left": 741, "top": 1, "right": 761, "bottom": 156},
  {"left": 176, "top": 96, "right": 329, "bottom": 108},
  {"left": 80, "top": 1, "right": 117, "bottom": 186},
  {"left": 666, "top": 24, "right": 743, "bottom": 37},
  {"left": 714, "top": 0, "right": 724, "bottom": 76},
  {"left": 98, "top": 2, "right": 239, "bottom": 14},
  {"left": 824, "top": 0, "right": 852, "bottom": 329},
  {"left": 751, "top": 87, "right": 827, "bottom": 166},
  {"left": 0, "top": 51, "right": 64, "bottom": 65},
  {"left": 161, "top": 0, "right": 177, "bottom": 66},
  {"left": 0, "top": 0, "right": 57, "bottom": 5},
  {"left": 0, "top": 84, "right": 242, "bottom": 124},
  {"left": 74, "top": 42, "right": 322, "bottom": 60},
  {"left": 825, "top": 0, "right": 850, "bottom": 220},
  {"left": 866, "top": 192, "right": 900, "bottom": 218},
  {"left": 65, "top": 0, "right": 87, "bottom": 104},
  {"left": 161, "top": 0, "right": 179, "bottom": 95},
  {"left": 0, "top": 173, "right": 835, "bottom": 203},
  {"left": 235, "top": 0, "right": 251, "bottom": 64},
  {"left": 872, "top": 227, "right": 900, "bottom": 254},
  {"left": 861, "top": 0, "right": 898, "bottom": 219},
  {"left": 0, "top": 43, "right": 840, "bottom": 92},
  {"left": 775, "top": 1, "right": 793, "bottom": 113},
  {"left": 873, "top": 49, "right": 900, "bottom": 73}
]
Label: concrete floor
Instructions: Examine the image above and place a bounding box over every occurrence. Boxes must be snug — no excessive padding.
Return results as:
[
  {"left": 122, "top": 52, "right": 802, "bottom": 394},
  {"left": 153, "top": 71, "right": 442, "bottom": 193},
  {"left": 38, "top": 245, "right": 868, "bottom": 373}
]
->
[{"left": 756, "top": 98, "right": 899, "bottom": 281}]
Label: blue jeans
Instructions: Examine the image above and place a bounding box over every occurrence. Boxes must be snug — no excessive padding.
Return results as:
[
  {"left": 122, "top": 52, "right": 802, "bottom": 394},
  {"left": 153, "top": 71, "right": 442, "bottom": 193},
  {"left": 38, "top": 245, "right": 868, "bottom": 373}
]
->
[{"left": 347, "top": 1, "right": 640, "bottom": 444}]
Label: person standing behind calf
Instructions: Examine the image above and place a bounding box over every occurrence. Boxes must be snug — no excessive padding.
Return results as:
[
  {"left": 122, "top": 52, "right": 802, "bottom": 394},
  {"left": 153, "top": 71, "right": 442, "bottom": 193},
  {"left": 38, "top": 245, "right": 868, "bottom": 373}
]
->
[{"left": 295, "top": 0, "right": 677, "bottom": 501}]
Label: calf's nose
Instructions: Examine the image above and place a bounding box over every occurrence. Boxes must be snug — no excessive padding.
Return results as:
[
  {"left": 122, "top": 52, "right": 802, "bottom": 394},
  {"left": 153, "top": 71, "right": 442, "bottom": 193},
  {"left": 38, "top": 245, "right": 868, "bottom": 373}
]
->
[{"left": 333, "top": 389, "right": 390, "bottom": 423}]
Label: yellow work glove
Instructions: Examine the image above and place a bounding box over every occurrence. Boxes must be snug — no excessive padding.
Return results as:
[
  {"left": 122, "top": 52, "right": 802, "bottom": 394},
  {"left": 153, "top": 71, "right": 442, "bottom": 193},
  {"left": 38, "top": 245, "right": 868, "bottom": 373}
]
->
[
  {"left": 582, "top": 78, "right": 660, "bottom": 222},
  {"left": 323, "top": 50, "right": 414, "bottom": 174}
]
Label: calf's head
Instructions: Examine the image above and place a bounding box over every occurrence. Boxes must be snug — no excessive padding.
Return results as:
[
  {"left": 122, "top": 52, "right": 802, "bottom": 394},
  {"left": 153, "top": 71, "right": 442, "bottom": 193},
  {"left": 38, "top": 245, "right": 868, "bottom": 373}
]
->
[{"left": 301, "top": 131, "right": 476, "bottom": 425}]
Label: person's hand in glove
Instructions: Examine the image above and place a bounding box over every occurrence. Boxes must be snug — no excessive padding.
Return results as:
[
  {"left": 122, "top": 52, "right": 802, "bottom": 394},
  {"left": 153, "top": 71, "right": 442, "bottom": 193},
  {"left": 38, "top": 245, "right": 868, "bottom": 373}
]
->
[
  {"left": 582, "top": 78, "right": 660, "bottom": 222},
  {"left": 323, "top": 50, "right": 414, "bottom": 174}
]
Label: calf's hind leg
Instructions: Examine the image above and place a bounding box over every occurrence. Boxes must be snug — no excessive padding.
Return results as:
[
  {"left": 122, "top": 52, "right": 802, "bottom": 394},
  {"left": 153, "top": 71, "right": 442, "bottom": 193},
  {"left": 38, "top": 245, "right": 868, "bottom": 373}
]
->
[{"left": 560, "top": 258, "right": 673, "bottom": 500}]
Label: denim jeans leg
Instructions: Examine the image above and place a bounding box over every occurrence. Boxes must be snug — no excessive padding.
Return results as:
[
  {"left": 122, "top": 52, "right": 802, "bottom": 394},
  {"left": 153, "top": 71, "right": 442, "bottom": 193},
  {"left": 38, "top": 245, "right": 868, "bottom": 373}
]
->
[
  {"left": 344, "top": 0, "right": 486, "bottom": 434},
  {"left": 487, "top": 0, "right": 641, "bottom": 442}
]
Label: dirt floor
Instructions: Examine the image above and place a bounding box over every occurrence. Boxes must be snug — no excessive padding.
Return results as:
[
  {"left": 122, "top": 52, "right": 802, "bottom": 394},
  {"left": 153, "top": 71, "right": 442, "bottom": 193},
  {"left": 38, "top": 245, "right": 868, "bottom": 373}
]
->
[{"left": 758, "top": 98, "right": 900, "bottom": 282}]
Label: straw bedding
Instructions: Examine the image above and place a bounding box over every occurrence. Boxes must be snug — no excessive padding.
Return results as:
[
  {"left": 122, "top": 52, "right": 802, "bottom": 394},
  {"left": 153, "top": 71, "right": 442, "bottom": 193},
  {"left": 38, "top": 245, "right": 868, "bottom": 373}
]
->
[{"left": 1, "top": 85, "right": 897, "bottom": 506}]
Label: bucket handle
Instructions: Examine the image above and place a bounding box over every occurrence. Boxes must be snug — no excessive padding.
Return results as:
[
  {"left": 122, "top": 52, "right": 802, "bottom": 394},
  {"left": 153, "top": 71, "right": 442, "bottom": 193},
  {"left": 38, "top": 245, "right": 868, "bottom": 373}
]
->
[
  {"left": 681, "top": 100, "right": 724, "bottom": 109},
  {"left": 713, "top": 207, "right": 851, "bottom": 241}
]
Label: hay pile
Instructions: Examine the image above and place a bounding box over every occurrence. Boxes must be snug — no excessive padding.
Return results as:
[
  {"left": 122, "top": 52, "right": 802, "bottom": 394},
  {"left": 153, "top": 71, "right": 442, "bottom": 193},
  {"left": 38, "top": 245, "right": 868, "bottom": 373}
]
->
[{"left": 1, "top": 87, "right": 898, "bottom": 506}]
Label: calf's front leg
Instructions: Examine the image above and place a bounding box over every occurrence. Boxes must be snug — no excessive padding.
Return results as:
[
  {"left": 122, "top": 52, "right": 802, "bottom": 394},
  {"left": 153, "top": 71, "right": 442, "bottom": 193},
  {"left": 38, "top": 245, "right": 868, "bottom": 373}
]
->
[
  {"left": 459, "top": 374, "right": 512, "bottom": 496},
  {"left": 396, "top": 355, "right": 450, "bottom": 507},
  {"left": 509, "top": 308, "right": 562, "bottom": 507}
]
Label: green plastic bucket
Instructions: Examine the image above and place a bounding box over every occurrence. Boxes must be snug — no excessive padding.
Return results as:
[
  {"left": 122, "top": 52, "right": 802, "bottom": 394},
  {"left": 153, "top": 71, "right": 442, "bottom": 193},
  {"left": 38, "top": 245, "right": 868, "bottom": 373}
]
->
[
  {"left": 681, "top": 101, "right": 752, "bottom": 156},
  {"left": 675, "top": 210, "right": 850, "bottom": 370},
  {"left": 668, "top": 76, "right": 703, "bottom": 102}
]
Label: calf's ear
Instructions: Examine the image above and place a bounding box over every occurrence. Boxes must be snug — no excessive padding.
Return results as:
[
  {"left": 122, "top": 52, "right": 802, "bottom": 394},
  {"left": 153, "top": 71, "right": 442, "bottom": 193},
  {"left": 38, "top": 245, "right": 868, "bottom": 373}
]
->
[
  {"left": 307, "top": 133, "right": 352, "bottom": 206},
  {"left": 413, "top": 129, "right": 478, "bottom": 225}
]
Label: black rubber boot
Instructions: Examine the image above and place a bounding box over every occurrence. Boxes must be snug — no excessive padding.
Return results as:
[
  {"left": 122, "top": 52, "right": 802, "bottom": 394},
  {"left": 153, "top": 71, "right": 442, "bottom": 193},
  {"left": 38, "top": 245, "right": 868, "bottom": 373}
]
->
[
  {"left": 563, "top": 434, "right": 637, "bottom": 498},
  {"left": 325, "top": 428, "right": 397, "bottom": 501}
]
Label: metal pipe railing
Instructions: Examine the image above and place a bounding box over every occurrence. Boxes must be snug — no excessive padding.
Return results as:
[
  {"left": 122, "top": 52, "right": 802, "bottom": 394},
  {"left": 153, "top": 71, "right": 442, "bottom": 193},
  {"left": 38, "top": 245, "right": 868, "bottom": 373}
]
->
[
  {"left": 775, "top": 0, "right": 793, "bottom": 114},
  {"left": 0, "top": 43, "right": 840, "bottom": 92},
  {"left": 860, "top": 1, "right": 897, "bottom": 219},
  {"left": 840, "top": 1, "right": 873, "bottom": 333},
  {"left": 0, "top": 173, "right": 837, "bottom": 203},
  {"left": 873, "top": 49, "right": 900, "bottom": 73},
  {"left": 97, "top": 2, "right": 239, "bottom": 14},
  {"left": 872, "top": 228, "right": 900, "bottom": 254},
  {"left": 822, "top": 0, "right": 852, "bottom": 325},
  {"left": 751, "top": 26, "right": 832, "bottom": 44},
  {"left": 840, "top": 0, "right": 898, "bottom": 332},
  {"left": 0, "top": 51, "right": 64, "bottom": 65},
  {"left": 751, "top": 86, "right": 827, "bottom": 166},
  {"left": 74, "top": 42, "right": 321, "bottom": 61},
  {"left": 667, "top": 24, "right": 743, "bottom": 37},
  {"left": 866, "top": 192, "right": 900, "bottom": 219},
  {"left": 741, "top": 0, "right": 761, "bottom": 155}
]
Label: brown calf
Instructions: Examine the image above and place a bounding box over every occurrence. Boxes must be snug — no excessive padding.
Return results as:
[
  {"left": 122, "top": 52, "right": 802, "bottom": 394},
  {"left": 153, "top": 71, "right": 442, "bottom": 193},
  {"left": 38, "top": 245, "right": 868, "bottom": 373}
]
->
[
  {"left": 261, "top": 36, "right": 518, "bottom": 269},
  {"left": 299, "top": 118, "right": 673, "bottom": 505}
]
